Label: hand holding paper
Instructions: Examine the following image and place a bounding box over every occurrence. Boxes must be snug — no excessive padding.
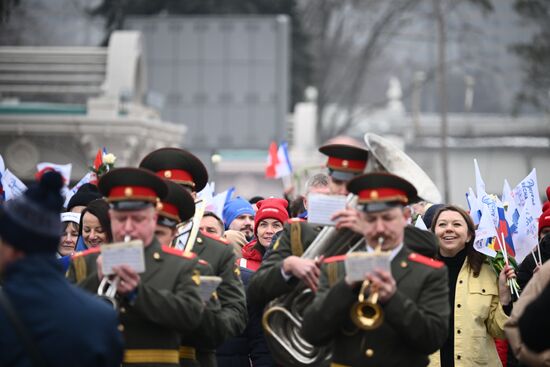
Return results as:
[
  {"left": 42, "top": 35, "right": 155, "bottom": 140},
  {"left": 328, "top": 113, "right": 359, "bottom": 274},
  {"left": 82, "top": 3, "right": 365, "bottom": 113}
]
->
[
  {"left": 345, "top": 251, "right": 392, "bottom": 283},
  {"left": 307, "top": 194, "right": 347, "bottom": 226},
  {"left": 101, "top": 240, "right": 145, "bottom": 276},
  {"left": 198, "top": 276, "right": 223, "bottom": 302}
]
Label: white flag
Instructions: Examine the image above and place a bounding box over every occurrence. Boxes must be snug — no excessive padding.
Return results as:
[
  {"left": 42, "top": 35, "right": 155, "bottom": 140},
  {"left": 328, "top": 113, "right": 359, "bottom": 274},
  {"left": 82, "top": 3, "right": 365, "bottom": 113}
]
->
[
  {"left": 474, "top": 159, "right": 486, "bottom": 197},
  {"left": 197, "top": 182, "right": 215, "bottom": 205},
  {"left": 479, "top": 193, "right": 500, "bottom": 229},
  {"left": 0, "top": 154, "right": 5, "bottom": 174},
  {"left": 414, "top": 216, "right": 428, "bottom": 230},
  {"left": 514, "top": 197, "right": 540, "bottom": 264},
  {"left": 466, "top": 188, "right": 481, "bottom": 225},
  {"left": 63, "top": 172, "right": 96, "bottom": 207},
  {"left": 473, "top": 205, "right": 497, "bottom": 258},
  {"left": 209, "top": 188, "right": 234, "bottom": 220},
  {"left": 2, "top": 169, "right": 27, "bottom": 200},
  {"left": 512, "top": 168, "right": 542, "bottom": 217}
]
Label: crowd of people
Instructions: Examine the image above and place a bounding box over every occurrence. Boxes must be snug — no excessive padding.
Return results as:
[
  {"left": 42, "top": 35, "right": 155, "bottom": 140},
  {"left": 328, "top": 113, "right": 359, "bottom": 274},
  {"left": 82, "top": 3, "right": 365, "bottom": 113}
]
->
[{"left": 0, "top": 140, "right": 549, "bottom": 367}]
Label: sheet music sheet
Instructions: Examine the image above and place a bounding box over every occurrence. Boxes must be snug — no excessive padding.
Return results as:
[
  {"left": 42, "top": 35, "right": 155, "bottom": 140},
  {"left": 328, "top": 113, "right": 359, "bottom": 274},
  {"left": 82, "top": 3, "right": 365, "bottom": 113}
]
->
[
  {"left": 344, "top": 252, "right": 392, "bottom": 282},
  {"left": 307, "top": 194, "right": 347, "bottom": 226},
  {"left": 101, "top": 240, "right": 145, "bottom": 275},
  {"left": 198, "top": 276, "right": 222, "bottom": 302}
]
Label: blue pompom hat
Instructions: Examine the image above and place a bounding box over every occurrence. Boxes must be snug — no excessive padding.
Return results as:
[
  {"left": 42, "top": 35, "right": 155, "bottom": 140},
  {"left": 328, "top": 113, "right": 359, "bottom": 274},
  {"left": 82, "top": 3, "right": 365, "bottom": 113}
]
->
[
  {"left": 0, "top": 171, "right": 64, "bottom": 253},
  {"left": 223, "top": 196, "right": 255, "bottom": 230}
]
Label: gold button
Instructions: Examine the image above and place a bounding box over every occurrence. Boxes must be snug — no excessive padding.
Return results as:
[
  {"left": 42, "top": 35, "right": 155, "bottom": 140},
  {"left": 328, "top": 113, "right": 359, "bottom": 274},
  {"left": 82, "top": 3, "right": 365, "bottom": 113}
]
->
[
  {"left": 370, "top": 190, "right": 379, "bottom": 199},
  {"left": 153, "top": 252, "right": 160, "bottom": 260},
  {"left": 342, "top": 160, "right": 349, "bottom": 168},
  {"left": 197, "top": 237, "right": 203, "bottom": 244},
  {"left": 124, "top": 187, "right": 133, "bottom": 197},
  {"left": 120, "top": 307, "right": 126, "bottom": 314},
  {"left": 118, "top": 324, "right": 125, "bottom": 332},
  {"left": 365, "top": 349, "right": 374, "bottom": 358},
  {"left": 164, "top": 170, "right": 172, "bottom": 178},
  {"left": 400, "top": 261, "right": 408, "bottom": 268}
]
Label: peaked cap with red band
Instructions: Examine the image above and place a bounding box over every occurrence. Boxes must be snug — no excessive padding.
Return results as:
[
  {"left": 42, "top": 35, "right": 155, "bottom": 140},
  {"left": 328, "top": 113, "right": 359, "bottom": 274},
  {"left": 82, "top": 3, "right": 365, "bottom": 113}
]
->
[
  {"left": 157, "top": 180, "right": 195, "bottom": 228},
  {"left": 347, "top": 172, "right": 418, "bottom": 212},
  {"left": 318, "top": 144, "right": 369, "bottom": 182},
  {"left": 98, "top": 167, "right": 167, "bottom": 210},
  {"left": 139, "top": 147, "right": 208, "bottom": 192}
]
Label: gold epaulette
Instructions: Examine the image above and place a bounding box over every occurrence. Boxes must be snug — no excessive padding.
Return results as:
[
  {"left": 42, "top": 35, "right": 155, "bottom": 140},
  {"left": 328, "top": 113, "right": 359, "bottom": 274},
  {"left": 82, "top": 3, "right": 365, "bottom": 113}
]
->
[{"left": 290, "top": 221, "right": 303, "bottom": 256}]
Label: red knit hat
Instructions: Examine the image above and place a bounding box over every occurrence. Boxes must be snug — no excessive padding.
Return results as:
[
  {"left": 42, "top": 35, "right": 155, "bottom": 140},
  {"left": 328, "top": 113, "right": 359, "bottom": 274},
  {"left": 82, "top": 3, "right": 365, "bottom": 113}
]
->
[
  {"left": 254, "top": 198, "right": 289, "bottom": 236},
  {"left": 539, "top": 209, "right": 550, "bottom": 237}
]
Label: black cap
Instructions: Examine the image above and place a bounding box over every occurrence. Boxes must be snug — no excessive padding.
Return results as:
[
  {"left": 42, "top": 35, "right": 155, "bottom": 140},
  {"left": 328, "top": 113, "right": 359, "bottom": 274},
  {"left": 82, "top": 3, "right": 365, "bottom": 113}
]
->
[
  {"left": 157, "top": 180, "right": 196, "bottom": 228},
  {"left": 98, "top": 167, "right": 168, "bottom": 211},
  {"left": 318, "top": 144, "right": 369, "bottom": 181},
  {"left": 347, "top": 172, "right": 418, "bottom": 212},
  {"left": 67, "top": 183, "right": 101, "bottom": 211},
  {"left": 139, "top": 147, "right": 208, "bottom": 192}
]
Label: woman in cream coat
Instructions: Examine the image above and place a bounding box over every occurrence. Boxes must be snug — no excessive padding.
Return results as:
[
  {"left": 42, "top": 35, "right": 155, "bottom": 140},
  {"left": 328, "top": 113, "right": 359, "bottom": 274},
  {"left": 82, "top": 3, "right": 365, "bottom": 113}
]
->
[{"left": 429, "top": 205, "right": 515, "bottom": 367}]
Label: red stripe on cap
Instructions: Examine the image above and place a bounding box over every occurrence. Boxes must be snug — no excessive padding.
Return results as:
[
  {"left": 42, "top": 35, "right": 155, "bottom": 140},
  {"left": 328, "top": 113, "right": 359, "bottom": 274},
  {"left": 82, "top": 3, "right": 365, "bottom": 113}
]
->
[
  {"left": 159, "top": 201, "right": 180, "bottom": 221},
  {"left": 358, "top": 188, "right": 408, "bottom": 204},
  {"left": 327, "top": 157, "right": 366, "bottom": 172},
  {"left": 156, "top": 169, "right": 194, "bottom": 186},
  {"left": 109, "top": 186, "right": 157, "bottom": 202}
]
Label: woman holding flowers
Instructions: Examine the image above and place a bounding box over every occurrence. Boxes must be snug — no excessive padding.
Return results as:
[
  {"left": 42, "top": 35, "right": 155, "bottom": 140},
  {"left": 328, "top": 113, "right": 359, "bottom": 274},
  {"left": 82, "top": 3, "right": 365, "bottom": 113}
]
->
[{"left": 428, "top": 205, "right": 515, "bottom": 367}]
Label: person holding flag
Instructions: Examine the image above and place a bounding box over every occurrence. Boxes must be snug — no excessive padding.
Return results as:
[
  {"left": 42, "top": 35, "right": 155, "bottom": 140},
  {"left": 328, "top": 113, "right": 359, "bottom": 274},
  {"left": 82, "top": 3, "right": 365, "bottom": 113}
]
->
[{"left": 429, "top": 205, "right": 516, "bottom": 367}]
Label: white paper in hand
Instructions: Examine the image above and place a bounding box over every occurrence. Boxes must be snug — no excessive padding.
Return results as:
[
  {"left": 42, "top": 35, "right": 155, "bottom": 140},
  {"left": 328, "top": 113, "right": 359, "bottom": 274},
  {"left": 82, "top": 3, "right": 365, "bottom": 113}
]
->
[
  {"left": 101, "top": 240, "right": 145, "bottom": 275},
  {"left": 198, "top": 276, "right": 222, "bottom": 302},
  {"left": 344, "top": 252, "right": 392, "bottom": 283},
  {"left": 307, "top": 194, "right": 347, "bottom": 226}
]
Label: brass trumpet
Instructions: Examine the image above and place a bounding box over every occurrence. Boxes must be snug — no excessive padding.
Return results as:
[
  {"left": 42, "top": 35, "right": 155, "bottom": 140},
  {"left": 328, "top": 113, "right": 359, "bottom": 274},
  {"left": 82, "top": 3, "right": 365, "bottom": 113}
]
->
[
  {"left": 350, "top": 280, "right": 383, "bottom": 330},
  {"left": 97, "top": 276, "right": 119, "bottom": 310},
  {"left": 350, "top": 236, "right": 384, "bottom": 330}
]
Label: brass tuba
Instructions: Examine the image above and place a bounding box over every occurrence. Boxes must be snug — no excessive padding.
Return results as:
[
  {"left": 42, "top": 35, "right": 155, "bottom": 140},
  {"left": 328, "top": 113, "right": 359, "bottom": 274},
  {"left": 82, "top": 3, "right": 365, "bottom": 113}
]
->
[{"left": 364, "top": 133, "right": 442, "bottom": 203}]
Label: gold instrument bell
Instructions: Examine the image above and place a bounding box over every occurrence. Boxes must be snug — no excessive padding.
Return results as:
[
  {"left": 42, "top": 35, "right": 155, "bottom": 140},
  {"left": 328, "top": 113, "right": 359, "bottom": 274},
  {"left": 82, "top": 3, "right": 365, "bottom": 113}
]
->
[
  {"left": 350, "top": 279, "right": 383, "bottom": 330},
  {"left": 350, "top": 236, "right": 385, "bottom": 330}
]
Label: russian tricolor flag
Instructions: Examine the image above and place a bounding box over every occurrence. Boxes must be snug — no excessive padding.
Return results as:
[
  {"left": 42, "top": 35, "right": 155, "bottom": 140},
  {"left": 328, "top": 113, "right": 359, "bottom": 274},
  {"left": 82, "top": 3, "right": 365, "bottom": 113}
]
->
[{"left": 266, "top": 141, "right": 292, "bottom": 179}]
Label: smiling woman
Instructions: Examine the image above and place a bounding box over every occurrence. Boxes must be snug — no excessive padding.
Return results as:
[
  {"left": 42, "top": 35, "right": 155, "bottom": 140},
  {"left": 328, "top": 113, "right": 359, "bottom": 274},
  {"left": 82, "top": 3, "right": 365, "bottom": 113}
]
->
[
  {"left": 78, "top": 199, "right": 112, "bottom": 249},
  {"left": 58, "top": 212, "right": 81, "bottom": 257},
  {"left": 429, "top": 205, "right": 515, "bottom": 367},
  {"left": 239, "top": 198, "right": 289, "bottom": 272}
]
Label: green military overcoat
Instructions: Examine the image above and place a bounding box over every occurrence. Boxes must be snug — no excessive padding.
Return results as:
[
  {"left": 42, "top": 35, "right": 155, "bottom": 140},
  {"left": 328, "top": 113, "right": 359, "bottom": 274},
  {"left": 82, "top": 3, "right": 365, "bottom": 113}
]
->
[
  {"left": 67, "top": 238, "right": 204, "bottom": 367},
  {"left": 301, "top": 246, "right": 450, "bottom": 367}
]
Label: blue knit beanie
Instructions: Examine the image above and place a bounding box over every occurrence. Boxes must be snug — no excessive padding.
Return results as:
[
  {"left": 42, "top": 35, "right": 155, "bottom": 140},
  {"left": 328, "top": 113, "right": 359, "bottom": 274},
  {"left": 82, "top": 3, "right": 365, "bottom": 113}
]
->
[
  {"left": 0, "top": 171, "right": 63, "bottom": 253},
  {"left": 223, "top": 196, "right": 255, "bottom": 230}
]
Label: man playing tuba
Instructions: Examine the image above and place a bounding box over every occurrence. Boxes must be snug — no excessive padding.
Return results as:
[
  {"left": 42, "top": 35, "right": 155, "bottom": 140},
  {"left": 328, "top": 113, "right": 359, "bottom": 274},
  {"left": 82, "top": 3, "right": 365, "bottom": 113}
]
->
[
  {"left": 301, "top": 172, "right": 450, "bottom": 367},
  {"left": 248, "top": 143, "right": 371, "bottom": 305}
]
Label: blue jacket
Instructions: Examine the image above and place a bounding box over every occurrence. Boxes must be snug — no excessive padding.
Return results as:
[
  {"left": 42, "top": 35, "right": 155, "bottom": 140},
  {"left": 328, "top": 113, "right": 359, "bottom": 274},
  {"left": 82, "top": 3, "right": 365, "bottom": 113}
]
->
[{"left": 0, "top": 254, "right": 123, "bottom": 367}]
